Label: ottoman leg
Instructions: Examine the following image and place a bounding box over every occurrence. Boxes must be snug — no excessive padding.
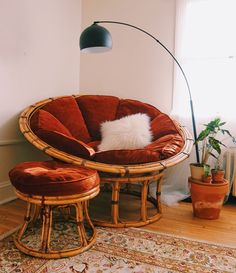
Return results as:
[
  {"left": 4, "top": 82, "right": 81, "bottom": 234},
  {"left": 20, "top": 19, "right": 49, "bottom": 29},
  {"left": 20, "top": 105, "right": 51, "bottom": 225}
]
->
[
  {"left": 111, "top": 181, "right": 120, "bottom": 225},
  {"left": 73, "top": 200, "right": 97, "bottom": 247},
  {"left": 83, "top": 201, "right": 96, "bottom": 243},
  {"left": 32, "top": 204, "right": 41, "bottom": 222},
  {"left": 41, "top": 205, "right": 52, "bottom": 252},
  {"left": 75, "top": 202, "right": 89, "bottom": 247},
  {"left": 16, "top": 202, "right": 33, "bottom": 241},
  {"left": 156, "top": 175, "right": 163, "bottom": 214},
  {"left": 140, "top": 180, "right": 149, "bottom": 221}
]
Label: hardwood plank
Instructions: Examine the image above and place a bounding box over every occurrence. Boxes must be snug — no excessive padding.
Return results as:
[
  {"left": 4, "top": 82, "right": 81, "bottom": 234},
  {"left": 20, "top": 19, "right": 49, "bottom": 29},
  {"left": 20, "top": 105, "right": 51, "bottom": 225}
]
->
[
  {"left": 0, "top": 199, "right": 26, "bottom": 236},
  {"left": 146, "top": 202, "right": 236, "bottom": 247}
]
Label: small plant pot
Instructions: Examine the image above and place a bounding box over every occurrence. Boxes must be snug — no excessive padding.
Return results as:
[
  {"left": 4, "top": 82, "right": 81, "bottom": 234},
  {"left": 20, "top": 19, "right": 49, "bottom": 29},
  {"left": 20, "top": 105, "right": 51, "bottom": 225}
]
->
[
  {"left": 202, "top": 175, "right": 212, "bottom": 184},
  {"left": 189, "top": 178, "right": 228, "bottom": 219},
  {"left": 211, "top": 169, "right": 225, "bottom": 184},
  {"left": 190, "top": 163, "right": 207, "bottom": 181}
]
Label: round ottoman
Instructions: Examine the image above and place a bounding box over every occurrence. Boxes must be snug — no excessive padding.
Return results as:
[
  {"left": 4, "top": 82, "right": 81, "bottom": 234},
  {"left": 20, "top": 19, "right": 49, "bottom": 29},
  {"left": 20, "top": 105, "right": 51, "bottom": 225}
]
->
[{"left": 9, "top": 160, "right": 100, "bottom": 259}]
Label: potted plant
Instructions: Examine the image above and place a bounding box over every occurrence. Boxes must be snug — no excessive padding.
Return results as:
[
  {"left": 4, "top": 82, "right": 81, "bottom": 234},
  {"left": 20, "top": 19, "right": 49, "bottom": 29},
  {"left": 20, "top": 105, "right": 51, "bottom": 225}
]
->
[
  {"left": 211, "top": 157, "right": 225, "bottom": 183},
  {"left": 189, "top": 118, "right": 236, "bottom": 219},
  {"left": 190, "top": 118, "right": 235, "bottom": 180},
  {"left": 189, "top": 178, "right": 229, "bottom": 219}
]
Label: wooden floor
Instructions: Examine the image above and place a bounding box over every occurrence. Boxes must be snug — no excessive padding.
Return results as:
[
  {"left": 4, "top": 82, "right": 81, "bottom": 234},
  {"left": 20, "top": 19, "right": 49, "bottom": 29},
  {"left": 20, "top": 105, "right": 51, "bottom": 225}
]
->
[
  {"left": 147, "top": 201, "right": 236, "bottom": 247},
  {"left": 0, "top": 198, "right": 26, "bottom": 238},
  {"left": 1, "top": 198, "right": 236, "bottom": 246}
]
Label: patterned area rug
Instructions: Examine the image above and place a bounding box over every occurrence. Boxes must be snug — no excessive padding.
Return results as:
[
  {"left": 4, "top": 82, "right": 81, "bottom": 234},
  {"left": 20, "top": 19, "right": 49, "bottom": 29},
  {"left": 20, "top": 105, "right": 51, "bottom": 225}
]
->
[{"left": 1, "top": 227, "right": 236, "bottom": 273}]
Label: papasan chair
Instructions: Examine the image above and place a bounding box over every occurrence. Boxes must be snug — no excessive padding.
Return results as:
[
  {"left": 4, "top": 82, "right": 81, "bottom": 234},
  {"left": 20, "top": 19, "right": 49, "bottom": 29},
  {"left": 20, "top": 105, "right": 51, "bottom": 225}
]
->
[{"left": 19, "top": 94, "right": 193, "bottom": 227}]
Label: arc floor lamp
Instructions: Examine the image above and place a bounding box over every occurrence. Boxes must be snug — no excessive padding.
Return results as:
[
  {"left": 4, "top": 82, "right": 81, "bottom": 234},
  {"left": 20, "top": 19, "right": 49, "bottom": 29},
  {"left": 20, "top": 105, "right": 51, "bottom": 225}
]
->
[{"left": 79, "top": 21, "right": 200, "bottom": 163}]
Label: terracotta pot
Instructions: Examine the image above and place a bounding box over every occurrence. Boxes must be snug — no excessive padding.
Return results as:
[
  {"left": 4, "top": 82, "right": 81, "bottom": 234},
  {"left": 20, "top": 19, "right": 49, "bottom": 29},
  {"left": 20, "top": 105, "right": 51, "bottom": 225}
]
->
[
  {"left": 189, "top": 177, "right": 228, "bottom": 220},
  {"left": 211, "top": 169, "right": 225, "bottom": 183},
  {"left": 202, "top": 175, "right": 212, "bottom": 184},
  {"left": 190, "top": 163, "right": 205, "bottom": 181}
]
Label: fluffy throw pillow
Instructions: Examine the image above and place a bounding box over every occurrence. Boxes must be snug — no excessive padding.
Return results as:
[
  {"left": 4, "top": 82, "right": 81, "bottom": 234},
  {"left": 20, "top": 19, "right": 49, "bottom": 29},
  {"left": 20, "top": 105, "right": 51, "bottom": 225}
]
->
[{"left": 98, "top": 113, "right": 152, "bottom": 152}]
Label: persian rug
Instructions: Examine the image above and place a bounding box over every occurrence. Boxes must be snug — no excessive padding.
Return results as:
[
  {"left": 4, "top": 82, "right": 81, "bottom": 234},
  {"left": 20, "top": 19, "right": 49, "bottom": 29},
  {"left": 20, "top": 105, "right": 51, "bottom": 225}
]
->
[{"left": 0, "top": 226, "right": 236, "bottom": 273}]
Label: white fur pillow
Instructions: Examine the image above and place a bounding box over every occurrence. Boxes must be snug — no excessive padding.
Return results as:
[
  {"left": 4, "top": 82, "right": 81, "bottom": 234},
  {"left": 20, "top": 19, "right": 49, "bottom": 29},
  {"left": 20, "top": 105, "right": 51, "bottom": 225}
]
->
[{"left": 98, "top": 113, "right": 152, "bottom": 152}]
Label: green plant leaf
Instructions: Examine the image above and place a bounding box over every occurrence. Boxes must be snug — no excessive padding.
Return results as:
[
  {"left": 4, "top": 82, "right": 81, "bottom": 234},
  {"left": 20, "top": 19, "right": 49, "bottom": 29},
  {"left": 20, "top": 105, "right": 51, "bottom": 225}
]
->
[
  {"left": 209, "top": 137, "right": 221, "bottom": 154},
  {"left": 196, "top": 128, "right": 210, "bottom": 142},
  {"left": 219, "top": 122, "right": 226, "bottom": 126},
  {"left": 208, "top": 152, "right": 218, "bottom": 159},
  {"left": 221, "top": 129, "right": 233, "bottom": 137}
]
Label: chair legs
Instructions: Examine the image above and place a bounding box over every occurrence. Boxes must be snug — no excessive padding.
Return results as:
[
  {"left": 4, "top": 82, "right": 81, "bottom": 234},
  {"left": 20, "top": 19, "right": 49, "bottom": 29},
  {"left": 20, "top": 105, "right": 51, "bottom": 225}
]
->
[{"left": 92, "top": 171, "right": 164, "bottom": 227}]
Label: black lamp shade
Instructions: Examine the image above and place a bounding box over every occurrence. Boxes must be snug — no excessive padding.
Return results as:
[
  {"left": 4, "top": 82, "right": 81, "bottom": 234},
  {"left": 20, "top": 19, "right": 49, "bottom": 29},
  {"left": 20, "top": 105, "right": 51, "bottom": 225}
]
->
[{"left": 80, "top": 24, "right": 112, "bottom": 53}]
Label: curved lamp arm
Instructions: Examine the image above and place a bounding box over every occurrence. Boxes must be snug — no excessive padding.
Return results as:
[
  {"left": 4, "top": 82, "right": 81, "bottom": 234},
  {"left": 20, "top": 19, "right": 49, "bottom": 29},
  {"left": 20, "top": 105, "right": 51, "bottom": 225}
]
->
[{"left": 80, "top": 20, "right": 200, "bottom": 163}]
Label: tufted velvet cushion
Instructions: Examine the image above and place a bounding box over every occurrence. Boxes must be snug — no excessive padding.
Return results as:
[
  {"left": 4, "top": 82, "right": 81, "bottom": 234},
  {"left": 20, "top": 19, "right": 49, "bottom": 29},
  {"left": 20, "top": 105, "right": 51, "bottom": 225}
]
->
[
  {"left": 42, "top": 97, "right": 91, "bottom": 143},
  {"left": 31, "top": 109, "right": 72, "bottom": 137},
  {"left": 9, "top": 161, "right": 100, "bottom": 196},
  {"left": 76, "top": 95, "right": 120, "bottom": 140},
  {"left": 146, "top": 134, "right": 184, "bottom": 158},
  {"left": 35, "top": 130, "right": 95, "bottom": 158},
  {"left": 151, "top": 113, "right": 180, "bottom": 139},
  {"left": 95, "top": 149, "right": 161, "bottom": 165},
  {"left": 29, "top": 95, "right": 185, "bottom": 165},
  {"left": 116, "top": 99, "right": 161, "bottom": 120}
]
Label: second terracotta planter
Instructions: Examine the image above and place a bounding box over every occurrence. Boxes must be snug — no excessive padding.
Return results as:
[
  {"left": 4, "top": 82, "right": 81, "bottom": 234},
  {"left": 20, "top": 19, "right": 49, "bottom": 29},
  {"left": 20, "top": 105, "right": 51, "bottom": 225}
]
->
[
  {"left": 189, "top": 178, "right": 229, "bottom": 220},
  {"left": 211, "top": 169, "right": 225, "bottom": 183}
]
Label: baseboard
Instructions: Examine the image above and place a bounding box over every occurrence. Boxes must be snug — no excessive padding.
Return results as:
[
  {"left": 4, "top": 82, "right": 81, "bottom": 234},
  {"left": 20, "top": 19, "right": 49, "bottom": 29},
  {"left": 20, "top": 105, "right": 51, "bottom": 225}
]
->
[
  {"left": 0, "top": 138, "right": 26, "bottom": 146},
  {"left": 0, "top": 180, "right": 17, "bottom": 205}
]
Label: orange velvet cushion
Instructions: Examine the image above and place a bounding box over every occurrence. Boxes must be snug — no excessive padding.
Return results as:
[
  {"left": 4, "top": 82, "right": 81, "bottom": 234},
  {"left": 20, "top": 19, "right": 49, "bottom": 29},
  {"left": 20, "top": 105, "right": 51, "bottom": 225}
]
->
[
  {"left": 31, "top": 109, "right": 72, "bottom": 137},
  {"left": 9, "top": 161, "right": 99, "bottom": 196},
  {"left": 116, "top": 99, "right": 161, "bottom": 120},
  {"left": 35, "top": 130, "right": 95, "bottom": 159},
  {"left": 94, "top": 149, "right": 161, "bottom": 165},
  {"left": 42, "top": 96, "right": 91, "bottom": 143},
  {"left": 161, "top": 134, "right": 184, "bottom": 158},
  {"left": 29, "top": 95, "right": 185, "bottom": 165},
  {"left": 151, "top": 113, "right": 180, "bottom": 139},
  {"left": 146, "top": 134, "right": 184, "bottom": 158},
  {"left": 76, "top": 95, "right": 120, "bottom": 140}
]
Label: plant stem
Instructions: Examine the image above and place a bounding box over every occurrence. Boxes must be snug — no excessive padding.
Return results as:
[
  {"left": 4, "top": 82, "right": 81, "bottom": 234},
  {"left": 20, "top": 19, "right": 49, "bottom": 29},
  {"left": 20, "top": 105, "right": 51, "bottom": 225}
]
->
[{"left": 202, "top": 139, "right": 206, "bottom": 164}]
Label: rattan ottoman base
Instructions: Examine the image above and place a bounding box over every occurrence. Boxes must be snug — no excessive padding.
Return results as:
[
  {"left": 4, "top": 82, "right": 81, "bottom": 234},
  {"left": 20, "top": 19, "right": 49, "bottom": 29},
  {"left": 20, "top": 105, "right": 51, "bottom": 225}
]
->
[{"left": 14, "top": 187, "right": 99, "bottom": 259}]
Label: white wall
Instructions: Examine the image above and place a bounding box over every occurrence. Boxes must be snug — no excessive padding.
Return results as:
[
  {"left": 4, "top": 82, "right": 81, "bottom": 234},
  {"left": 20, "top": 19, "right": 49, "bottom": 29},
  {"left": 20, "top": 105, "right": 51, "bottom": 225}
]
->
[
  {"left": 80, "top": 0, "right": 176, "bottom": 114},
  {"left": 0, "top": 0, "right": 82, "bottom": 203}
]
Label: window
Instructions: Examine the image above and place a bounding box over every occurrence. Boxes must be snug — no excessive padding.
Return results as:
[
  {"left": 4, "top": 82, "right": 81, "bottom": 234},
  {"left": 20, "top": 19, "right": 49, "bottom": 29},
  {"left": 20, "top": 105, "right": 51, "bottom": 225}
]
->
[
  {"left": 160, "top": 0, "right": 236, "bottom": 204},
  {"left": 173, "top": 0, "right": 236, "bottom": 120}
]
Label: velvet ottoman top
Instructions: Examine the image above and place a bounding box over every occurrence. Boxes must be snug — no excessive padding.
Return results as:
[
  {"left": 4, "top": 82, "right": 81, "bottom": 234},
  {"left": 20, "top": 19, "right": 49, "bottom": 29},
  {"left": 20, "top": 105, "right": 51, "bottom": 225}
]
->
[
  {"left": 29, "top": 95, "right": 185, "bottom": 165},
  {"left": 9, "top": 161, "right": 100, "bottom": 196}
]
